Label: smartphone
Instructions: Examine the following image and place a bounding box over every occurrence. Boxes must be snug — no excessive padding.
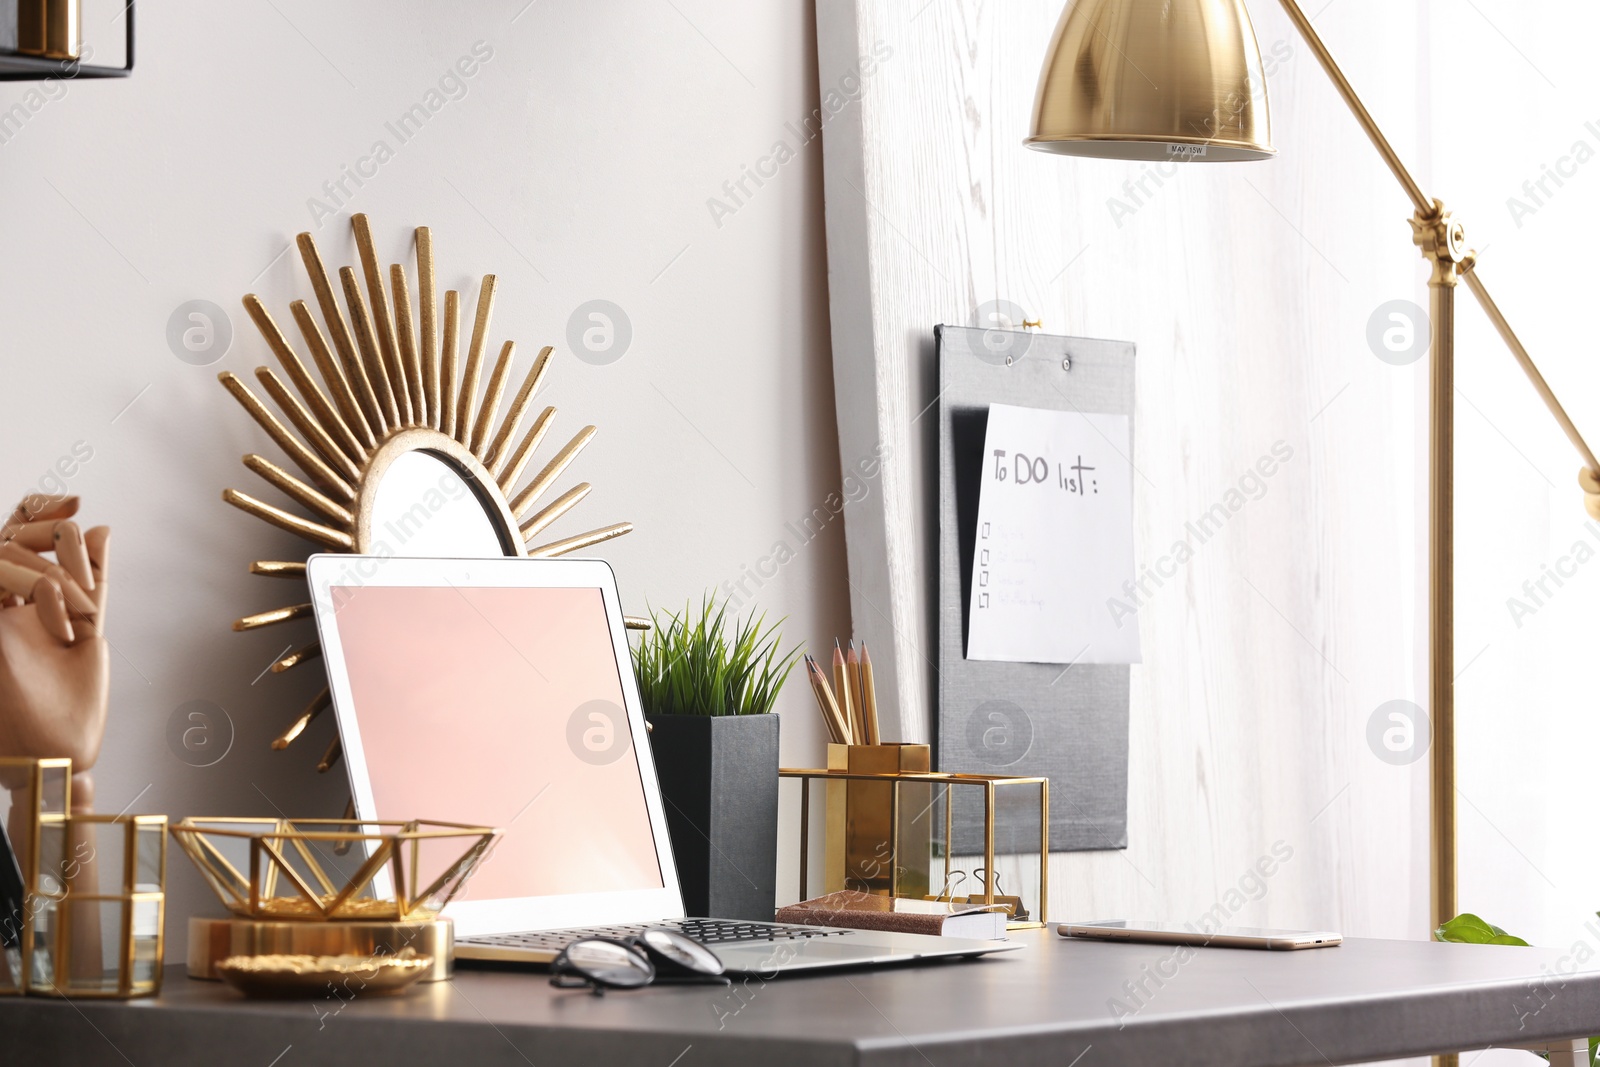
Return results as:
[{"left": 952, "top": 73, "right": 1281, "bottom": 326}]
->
[{"left": 1059, "top": 920, "right": 1342, "bottom": 950}]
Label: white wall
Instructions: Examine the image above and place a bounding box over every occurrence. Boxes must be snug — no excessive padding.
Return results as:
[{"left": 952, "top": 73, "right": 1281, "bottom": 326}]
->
[
  {"left": 1431, "top": 3, "right": 1600, "bottom": 1062},
  {"left": 0, "top": 0, "right": 849, "bottom": 956}
]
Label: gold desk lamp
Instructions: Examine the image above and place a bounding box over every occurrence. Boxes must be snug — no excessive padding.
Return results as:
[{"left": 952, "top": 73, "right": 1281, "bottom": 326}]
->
[{"left": 1027, "top": 0, "right": 1600, "bottom": 1005}]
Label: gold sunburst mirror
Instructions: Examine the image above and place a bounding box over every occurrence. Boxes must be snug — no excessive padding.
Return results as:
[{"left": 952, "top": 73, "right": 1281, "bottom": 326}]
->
[{"left": 220, "top": 214, "right": 636, "bottom": 771}]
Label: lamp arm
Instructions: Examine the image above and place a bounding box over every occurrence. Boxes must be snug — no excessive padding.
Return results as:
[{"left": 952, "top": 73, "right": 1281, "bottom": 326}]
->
[{"left": 1276, "top": 0, "right": 1600, "bottom": 481}]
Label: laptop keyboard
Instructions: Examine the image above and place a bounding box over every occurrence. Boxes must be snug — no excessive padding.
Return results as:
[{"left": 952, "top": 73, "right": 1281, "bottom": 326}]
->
[
  {"left": 673, "top": 919, "right": 849, "bottom": 944},
  {"left": 459, "top": 918, "right": 852, "bottom": 953}
]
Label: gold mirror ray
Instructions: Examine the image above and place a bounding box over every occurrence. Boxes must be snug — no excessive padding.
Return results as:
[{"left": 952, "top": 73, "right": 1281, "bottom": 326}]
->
[
  {"left": 270, "top": 641, "right": 320, "bottom": 674},
  {"left": 220, "top": 215, "right": 637, "bottom": 766},
  {"left": 249, "top": 561, "right": 306, "bottom": 579},
  {"left": 242, "top": 295, "right": 365, "bottom": 466},
  {"left": 487, "top": 346, "right": 551, "bottom": 471}
]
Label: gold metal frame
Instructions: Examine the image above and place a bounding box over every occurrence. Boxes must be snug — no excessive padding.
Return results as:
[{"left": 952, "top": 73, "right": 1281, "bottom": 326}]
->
[
  {"left": 0, "top": 756, "right": 71, "bottom": 869},
  {"left": 782, "top": 761, "right": 1049, "bottom": 931},
  {"left": 0, "top": 757, "right": 71, "bottom": 996},
  {"left": 170, "top": 817, "right": 499, "bottom": 923},
  {"left": 3, "top": 762, "right": 167, "bottom": 999},
  {"left": 222, "top": 214, "right": 639, "bottom": 769},
  {"left": 26, "top": 811, "right": 167, "bottom": 1000}
]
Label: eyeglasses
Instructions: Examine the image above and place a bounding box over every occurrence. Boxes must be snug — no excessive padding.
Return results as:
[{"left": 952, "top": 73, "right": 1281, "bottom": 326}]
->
[{"left": 548, "top": 929, "right": 729, "bottom": 995}]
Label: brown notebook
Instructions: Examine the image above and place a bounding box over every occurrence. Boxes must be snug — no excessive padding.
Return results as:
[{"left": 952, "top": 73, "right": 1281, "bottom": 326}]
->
[{"left": 775, "top": 891, "right": 1008, "bottom": 939}]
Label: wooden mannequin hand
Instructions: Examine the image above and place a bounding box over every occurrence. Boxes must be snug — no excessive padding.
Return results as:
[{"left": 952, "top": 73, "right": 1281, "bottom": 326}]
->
[{"left": 0, "top": 495, "right": 110, "bottom": 784}]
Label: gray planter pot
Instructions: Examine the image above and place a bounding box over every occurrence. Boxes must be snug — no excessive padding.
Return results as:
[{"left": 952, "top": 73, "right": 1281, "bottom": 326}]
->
[{"left": 645, "top": 713, "right": 779, "bottom": 922}]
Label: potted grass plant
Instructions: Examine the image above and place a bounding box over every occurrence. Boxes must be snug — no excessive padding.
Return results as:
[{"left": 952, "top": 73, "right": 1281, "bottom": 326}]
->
[{"left": 632, "top": 596, "right": 800, "bottom": 922}]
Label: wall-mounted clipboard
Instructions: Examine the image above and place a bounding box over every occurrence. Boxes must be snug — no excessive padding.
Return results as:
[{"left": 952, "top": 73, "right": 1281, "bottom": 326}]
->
[{"left": 935, "top": 324, "right": 1134, "bottom": 854}]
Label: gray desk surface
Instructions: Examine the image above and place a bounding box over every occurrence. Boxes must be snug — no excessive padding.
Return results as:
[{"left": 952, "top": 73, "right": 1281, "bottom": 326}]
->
[{"left": 9, "top": 932, "right": 1599, "bottom": 1066}]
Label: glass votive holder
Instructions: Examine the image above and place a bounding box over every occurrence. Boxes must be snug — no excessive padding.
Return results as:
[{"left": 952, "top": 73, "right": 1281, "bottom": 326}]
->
[
  {"left": 0, "top": 757, "right": 73, "bottom": 995},
  {"left": 26, "top": 813, "right": 166, "bottom": 998}
]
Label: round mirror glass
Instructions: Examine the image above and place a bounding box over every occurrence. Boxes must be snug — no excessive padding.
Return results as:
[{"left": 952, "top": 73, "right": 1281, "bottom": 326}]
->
[{"left": 366, "top": 450, "right": 508, "bottom": 556}]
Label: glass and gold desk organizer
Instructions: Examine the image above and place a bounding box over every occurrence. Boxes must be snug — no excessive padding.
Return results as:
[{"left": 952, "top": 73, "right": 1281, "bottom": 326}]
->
[
  {"left": 781, "top": 744, "right": 1049, "bottom": 931},
  {"left": 0, "top": 757, "right": 167, "bottom": 999},
  {"left": 171, "top": 818, "right": 500, "bottom": 986}
]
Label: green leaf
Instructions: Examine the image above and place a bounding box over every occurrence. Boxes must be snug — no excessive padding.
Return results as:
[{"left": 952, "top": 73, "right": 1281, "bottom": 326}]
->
[
  {"left": 1588, "top": 1034, "right": 1597, "bottom": 1067},
  {"left": 1433, "top": 913, "right": 1531, "bottom": 947},
  {"left": 629, "top": 592, "right": 800, "bottom": 717}
]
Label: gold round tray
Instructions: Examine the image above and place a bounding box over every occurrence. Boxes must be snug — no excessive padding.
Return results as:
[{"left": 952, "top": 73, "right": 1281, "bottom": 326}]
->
[
  {"left": 217, "top": 951, "right": 432, "bottom": 999},
  {"left": 188, "top": 916, "right": 453, "bottom": 983}
]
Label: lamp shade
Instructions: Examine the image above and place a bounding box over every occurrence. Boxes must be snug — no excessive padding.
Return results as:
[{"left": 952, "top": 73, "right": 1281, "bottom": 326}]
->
[{"left": 1026, "top": 0, "right": 1275, "bottom": 161}]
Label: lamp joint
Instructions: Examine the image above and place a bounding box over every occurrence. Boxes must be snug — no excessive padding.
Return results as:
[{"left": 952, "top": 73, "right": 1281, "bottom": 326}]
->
[{"left": 1410, "top": 199, "right": 1471, "bottom": 285}]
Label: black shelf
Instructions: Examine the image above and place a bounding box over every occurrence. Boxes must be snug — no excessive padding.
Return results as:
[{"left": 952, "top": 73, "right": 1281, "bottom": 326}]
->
[{"left": 0, "top": 2, "right": 132, "bottom": 82}]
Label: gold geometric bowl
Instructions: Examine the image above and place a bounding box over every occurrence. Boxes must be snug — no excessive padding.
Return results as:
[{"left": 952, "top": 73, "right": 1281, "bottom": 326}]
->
[{"left": 170, "top": 818, "right": 499, "bottom": 923}]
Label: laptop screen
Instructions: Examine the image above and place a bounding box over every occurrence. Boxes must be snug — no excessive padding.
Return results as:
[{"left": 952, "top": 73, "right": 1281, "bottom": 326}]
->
[{"left": 326, "top": 583, "right": 664, "bottom": 901}]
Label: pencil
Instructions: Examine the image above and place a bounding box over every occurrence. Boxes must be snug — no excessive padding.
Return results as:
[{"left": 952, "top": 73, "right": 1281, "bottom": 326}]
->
[
  {"left": 818, "top": 655, "right": 852, "bottom": 745},
  {"left": 845, "top": 641, "right": 867, "bottom": 745},
  {"left": 803, "top": 655, "right": 829, "bottom": 740},
  {"left": 833, "top": 641, "right": 859, "bottom": 745},
  {"left": 860, "top": 642, "right": 881, "bottom": 745},
  {"left": 805, "top": 655, "right": 850, "bottom": 745}
]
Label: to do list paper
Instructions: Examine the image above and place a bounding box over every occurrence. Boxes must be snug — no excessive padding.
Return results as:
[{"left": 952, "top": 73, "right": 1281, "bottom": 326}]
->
[{"left": 966, "top": 403, "right": 1140, "bottom": 665}]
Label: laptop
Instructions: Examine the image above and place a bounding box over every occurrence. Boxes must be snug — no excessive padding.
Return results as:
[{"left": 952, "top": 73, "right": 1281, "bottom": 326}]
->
[{"left": 306, "top": 553, "right": 1021, "bottom": 974}]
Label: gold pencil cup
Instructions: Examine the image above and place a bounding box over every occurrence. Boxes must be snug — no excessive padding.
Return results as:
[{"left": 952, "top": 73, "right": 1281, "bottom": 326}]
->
[{"left": 823, "top": 744, "right": 932, "bottom": 899}]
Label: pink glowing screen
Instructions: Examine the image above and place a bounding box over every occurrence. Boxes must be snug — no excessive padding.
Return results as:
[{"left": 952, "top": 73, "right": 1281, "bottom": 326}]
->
[{"left": 329, "top": 584, "right": 663, "bottom": 900}]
